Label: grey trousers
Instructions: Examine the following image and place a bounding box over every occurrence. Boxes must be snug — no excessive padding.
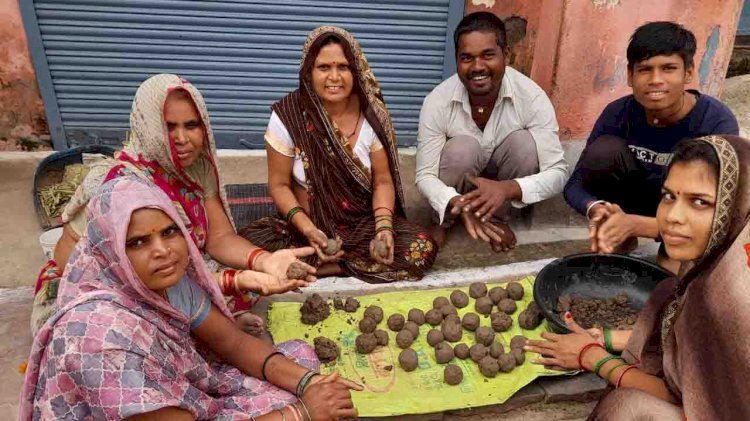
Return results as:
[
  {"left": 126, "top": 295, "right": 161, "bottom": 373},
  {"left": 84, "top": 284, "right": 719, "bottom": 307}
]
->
[{"left": 437, "top": 129, "right": 539, "bottom": 225}]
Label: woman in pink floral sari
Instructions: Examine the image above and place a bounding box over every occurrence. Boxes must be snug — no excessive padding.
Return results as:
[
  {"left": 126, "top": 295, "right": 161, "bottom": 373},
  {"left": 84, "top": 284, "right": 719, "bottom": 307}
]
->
[{"left": 21, "top": 176, "right": 361, "bottom": 420}]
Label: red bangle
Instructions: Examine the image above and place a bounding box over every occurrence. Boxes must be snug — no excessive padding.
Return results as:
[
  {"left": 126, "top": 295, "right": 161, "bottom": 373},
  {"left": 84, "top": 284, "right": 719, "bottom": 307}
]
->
[
  {"left": 246, "top": 248, "right": 267, "bottom": 270},
  {"left": 222, "top": 269, "right": 237, "bottom": 295},
  {"left": 577, "top": 343, "right": 605, "bottom": 370},
  {"left": 616, "top": 365, "right": 637, "bottom": 388}
]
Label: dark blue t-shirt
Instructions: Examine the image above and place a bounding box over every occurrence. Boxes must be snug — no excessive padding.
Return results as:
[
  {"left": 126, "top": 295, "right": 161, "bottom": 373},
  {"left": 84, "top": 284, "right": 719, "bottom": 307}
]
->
[{"left": 564, "top": 90, "right": 739, "bottom": 215}]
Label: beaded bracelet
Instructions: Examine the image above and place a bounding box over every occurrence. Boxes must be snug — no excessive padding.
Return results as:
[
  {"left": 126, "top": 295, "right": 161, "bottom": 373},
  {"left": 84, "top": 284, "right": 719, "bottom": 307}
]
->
[
  {"left": 616, "top": 365, "right": 637, "bottom": 388},
  {"left": 261, "top": 351, "right": 284, "bottom": 381},
  {"left": 603, "top": 328, "right": 615, "bottom": 353},
  {"left": 286, "top": 206, "right": 304, "bottom": 223},
  {"left": 594, "top": 355, "right": 623, "bottom": 376},
  {"left": 577, "top": 343, "right": 605, "bottom": 370},
  {"left": 604, "top": 362, "right": 629, "bottom": 383},
  {"left": 246, "top": 248, "right": 268, "bottom": 270}
]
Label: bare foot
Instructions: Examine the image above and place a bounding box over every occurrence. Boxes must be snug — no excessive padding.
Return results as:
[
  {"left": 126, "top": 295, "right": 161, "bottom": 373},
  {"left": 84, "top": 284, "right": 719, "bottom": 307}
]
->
[
  {"left": 235, "top": 312, "right": 265, "bottom": 336},
  {"left": 427, "top": 224, "right": 447, "bottom": 248},
  {"left": 490, "top": 222, "right": 516, "bottom": 253}
]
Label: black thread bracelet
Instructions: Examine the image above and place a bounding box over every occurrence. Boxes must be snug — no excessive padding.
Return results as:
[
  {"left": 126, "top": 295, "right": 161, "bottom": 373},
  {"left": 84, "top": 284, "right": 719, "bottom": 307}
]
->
[{"left": 261, "top": 351, "right": 284, "bottom": 381}]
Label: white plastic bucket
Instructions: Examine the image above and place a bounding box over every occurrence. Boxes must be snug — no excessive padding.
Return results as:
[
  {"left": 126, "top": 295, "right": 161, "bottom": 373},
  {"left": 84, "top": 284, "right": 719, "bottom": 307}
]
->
[{"left": 39, "top": 227, "right": 63, "bottom": 260}]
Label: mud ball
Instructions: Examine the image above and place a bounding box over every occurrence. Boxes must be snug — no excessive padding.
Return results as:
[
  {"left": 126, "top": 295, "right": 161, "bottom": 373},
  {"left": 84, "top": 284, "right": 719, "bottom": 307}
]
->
[
  {"left": 332, "top": 297, "right": 344, "bottom": 310},
  {"left": 488, "top": 286, "right": 508, "bottom": 304},
  {"left": 355, "top": 333, "right": 378, "bottom": 354},
  {"left": 374, "top": 329, "right": 389, "bottom": 346},
  {"left": 475, "top": 296, "right": 494, "bottom": 315},
  {"left": 461, "top": 313, "right": 481, "bottom": 331},
  {"left": 475, "top": 326, "right": 495, "bottom": 346},
  {"left": 286, "top": 261, "right": 309, "bottom": 280},
  {"left": 444, "top": 364, "right": 463, "bottom": 385},
  {"left": 387, "top": 314, "right": 405, "bottom": 332},
  {"left": 490, "top": 312, "right": 513, "bottom": 332},
  {"left": 450, "top": 290, "right": 469, "bottom": 308},
  {"left": 510, "top": 335, "right": 527, "bottom": 350},
  {"left": 498, "top": 298, "right": 518, "bottom": 315},
  {"left": 511, "top": 347, "right": 526, "bottom": 365},
  {"left": 363, "top": 306, "right": 384, "bottom": 324},
  {"left": 300, "top": 293, "right": 331, "bottom": 325},
  {"left": 399, "top": 348, "right": 418, "bottom": 372},
  {"left": 469, "top": 344, "right": 488, "bottom": 363},
  {"left": 323, "top": 237, "right": 343, "bottom": 255},
  {"left": 479, "top": 356, "right": 500, "bottom": 378},
  {"left": 344, "top": 297, "right": 360, "bottom": 313},
  {"left": 519, "top": 309, "right": 542, "bottom": 330},
  {"left": 440, "top": 304, "right": 458, "bottom": 317},
  {"left": 313, "top": 337, "right": 340, "bottom": 363},
  {"left": 427, "top": 329, "right": 444, "bottom": 347},
  {"left": 433, "top": 296, "right": 450, "bottom": 310},
  {"left": 408, "top": 308, "right": 426, "bottom": 325},
  {"left": 435, "top": 342, "right": 454, "bottom": 364},
  {"left": 506, "top": 281, "right": 525, "bottom": 301},
  {"left": 404, "top": 321, "right": 420, "bottom": 339},
  {"left": 469, "top": 282, "right": 487, "bottom": 298},
  {"left": 425, "top": 308, "right": 443, "bottom": 326},
  {"left": 396, "top": 329, "right": 414, "bottom": 349},
  {"left": 454, "top": 343, "right": 470, "bottom": 360},
  {"left": 373, "top": 237, "right": 390, "bottom": 260},
  {"left": 489, "top": 341, "right": 505, "bottom": 358},
  {"left": 527, "top": 300, "right": 542, "bottom": 316},
  {"left": 498, "top": 353, "right": 517, "bottom": 373},
  {"left": 359, "top": 317, "right": 377, "bottom": 333},
  {"left": 441, "top": 317, "right": 463, "bottom": 343}
]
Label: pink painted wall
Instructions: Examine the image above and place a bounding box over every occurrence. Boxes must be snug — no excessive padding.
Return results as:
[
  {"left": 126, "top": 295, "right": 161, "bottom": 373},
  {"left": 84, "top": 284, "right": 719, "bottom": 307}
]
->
[{"left": 0, "top": 0, "right": 49, "bottom": 150}]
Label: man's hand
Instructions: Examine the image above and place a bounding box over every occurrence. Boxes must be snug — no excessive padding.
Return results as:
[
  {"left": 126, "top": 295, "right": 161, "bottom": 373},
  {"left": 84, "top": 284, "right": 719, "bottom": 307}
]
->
[
  {"left": 450, "top": 176, "right": 521, "bottom": 223},
  {"left": 459, "top": 212, "right": 516, "bottom": 252},
  {"left": 593, "top": 203, "right": 636, "bottom": 254},
  {"left": 587, "top": 202, "right": 612, "bottom": 253}
]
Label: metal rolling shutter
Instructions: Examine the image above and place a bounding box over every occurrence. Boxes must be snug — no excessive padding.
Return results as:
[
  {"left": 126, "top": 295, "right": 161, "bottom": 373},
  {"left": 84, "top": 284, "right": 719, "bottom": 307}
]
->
[{"left": 25, "top": 0, "right": 455, "bottom": 149}]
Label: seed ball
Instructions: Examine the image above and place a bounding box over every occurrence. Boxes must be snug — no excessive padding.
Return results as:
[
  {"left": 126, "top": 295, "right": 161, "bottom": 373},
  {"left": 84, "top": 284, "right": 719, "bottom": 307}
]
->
[
  {"left": 363, "top": 306, "right": 384, "bottom": 324},
  {"left": 408, "top": 308, "right": 426, "bottom": 325},
  {"left": 441, "top": 317, "right": 463, "bottom": 342},
  {"left": 475, "top": 296, "right": 494, "bottom": 315},
  {"left": 444, "top": 364, "right": 463, "bottom": 385},
  {"left": 527, "top": 301, "right": 543, "bottom": 316},
  {"left": 498, "top": 353, "right": 517, "bottom": 372},
  {"left": 396, "top": 329, "right": 414, "bottom": 349},
  {"left": 403, "top": 321, "right": 420, "bottom": 339},
  {"left": 427, "top": 329, "right": 444, "bottom": 347},
  {"left": 490, "top": 312, "right": 513, "bottom": 332},
  {"left": 519, "top": 309, "right": 542, "bottom": 330},
  {"left": 511, "top": 347, "right": 526, "bottom": 365},
  {"left": 344, "top": 297, "right": 360, "bottom": 312},
  {"left": 440, "top": 304, "right": 458, "bottom": 317},
  {"left": 433, "top": 296, "right": 450, "bottom": 309},
  {"left": 479, "top": 356, "right": 500, "bottom": 378},
  {"left": 469, "top": 282, "right": 487, "bottom": 298},
  {"left": 510, "top": 335, "right": 527, "bottom": 350},
  {"left": 359, "top": 317, "right": 377, "bottom": 333},
  {"left": 461, "top": 313, "right": 481, "bottom": 331},
  {"left": 333, "top": 297, "right": 344, "bottom": 310},
  {"left": 374, "top": 329, "right": 389, "bottom": 346},
  {"left": 387, "top": 314, "right": 405, "bottom": 331},
  {"left": 449, "top": 290, "right": 469, "bottom": 308},
  {"left": 425, "top": 308, "right": 443, "bottom": 326},
  {"left": 506, "top": 281, "right": 525, "bottom": 300},
  {"left": 488, "top": 287, "right": 508, "bottom": 303},
  {"left": 435, "top": 342, "right": 454, "bottom": 364},
  {"left": 355, "top": 333, "right": 378, "bottom": 354},
  {"left": 469, "top": 344, "right": 488, "bottom": 363},
  {"left": 489, "top": 341, "right": 505, "bottom": 358},
  {"left": 475, "top": 326, "right": 495, "bottom": 346},
  {"left": 454, "top": 343, "right": 470, "bottom": 359},
  {"left": 498, "top": 298, "right": 517, "bottom": 315},
  {"left": 399, "top": 348, "right": 418, "bottom": 372}
]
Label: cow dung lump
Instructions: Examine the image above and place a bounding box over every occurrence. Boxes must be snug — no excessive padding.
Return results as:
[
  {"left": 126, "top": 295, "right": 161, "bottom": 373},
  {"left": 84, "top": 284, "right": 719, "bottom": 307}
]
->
[
  {"left": 396, "top": 330, "right": 414, "bottom": 349},
  {"left": 489, "top": 341, "right": 505, "bottom": 358},
  {"left": 475, "top": 296, "right": 494, "bottom": 315},
  {"left": 498, "top": 353, "right": 517, "bottom": 372},
  {"left": 454, "top": 343, "right": 470, "bottom": 359},
  {"left": 313, "top": 337, "right": 339, "bottom": 363},
  {"left": 475, "top": 326, "right": 495, "bottom": 346},
  {"left": 374, "top": 329, "right": 389, "bottom": 346},
  {"left": 433, "top": 296, "right": 450, "bottom": 309},
  {"left": 469, "top": 344, "right": 488, "bottom": 363},
  {"left": 469, "top": 282, "right": 488, "bottom": 298},
  {"left": 462, "top": 313, "right": 481, "bottom": 331},
  {"left": 355, "top": 333, "right": 378, "bottom": 354},
  {"left": 387, "top": 314, "right": 405, "bottom": 331},
  {"left": 427, "top": 329, "right": 444, "bottom": 347},
  {"left": 490, "top": 312, "right": 513, "bottom": 332},
  {"left": 363, "top": 306, "right": 384, "bottom": 324},
  {"left": 300, "top": 293, "right": 331, "bottom": 325},
  {"left": 344, "top": 297, "right": 360, "bottom": 313},
  {"left": 425, "top": 309, "right": 443, "bottom": 326},
  {"left": 498, "top": 298, "right": 517, "bottom": 315},
  {"left": 435, "top": 342, "right": 454, "bottom": 364},
  {"left": 444, "top": 364, "right": 463, "bottom": 385},
  {"left": 408, "top": 308, "right": 426, "bottom": 325},
  {"left": 488, "top": 287, "right": 508, "bottom": 303},
  {"left": 506, "top": 281, "right": 525, "bottom": 300},
  {"left": 449, "top": 290, "right": 469, "bottom": 308},
  {"left": 332, "top": 297, "right": 344, "bottom": 310},
  {"left": 399, "top": 348, "right": 418, "bottom": 372},
  {"left": 479, "top": 356, "right": 500, "bottom": 378}
]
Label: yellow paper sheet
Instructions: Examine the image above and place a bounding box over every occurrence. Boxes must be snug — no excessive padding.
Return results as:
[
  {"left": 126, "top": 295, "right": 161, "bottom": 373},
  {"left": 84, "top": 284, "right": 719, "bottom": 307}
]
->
[{"left": 268, "top": 276, "right": 564, "bottom": 417}]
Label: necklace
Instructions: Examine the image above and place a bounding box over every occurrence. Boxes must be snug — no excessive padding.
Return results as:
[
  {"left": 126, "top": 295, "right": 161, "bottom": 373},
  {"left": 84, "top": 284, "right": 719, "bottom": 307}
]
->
[
  {"left": 477, "top": 107, "right": 485, "bottom": 114},
  {"left": 652, "top": 92, "right": 687, "bottom": 126},
  {"left": 346, "top": 108, "right": 362, "bottom": 139}
]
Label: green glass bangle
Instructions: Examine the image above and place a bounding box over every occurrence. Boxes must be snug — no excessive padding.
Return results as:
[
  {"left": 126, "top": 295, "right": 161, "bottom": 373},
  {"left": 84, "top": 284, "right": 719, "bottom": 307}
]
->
[
  {"left": 594, "top": 354, "right": 623, "bottom": 376},
  {"left": 604, "top": 362, "right": 629, "bottom": 383},
  {"left": 603, "top": 328, "right": 614, "bottom": 353},
  {"left": 286, "top": 206, "right": 304, "bottom": 223}
]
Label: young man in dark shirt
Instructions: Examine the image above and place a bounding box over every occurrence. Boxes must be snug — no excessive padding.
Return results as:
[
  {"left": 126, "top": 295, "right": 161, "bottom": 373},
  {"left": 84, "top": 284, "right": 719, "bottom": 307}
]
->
[{"left": 563, "top": 21, "right": 738, "bottom": 268}]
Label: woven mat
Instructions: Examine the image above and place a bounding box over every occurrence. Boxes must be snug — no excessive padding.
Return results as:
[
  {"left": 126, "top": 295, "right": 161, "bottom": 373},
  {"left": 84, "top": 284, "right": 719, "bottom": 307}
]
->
[{"left": 224, "top": 183, "right": 278, "bottom": 228}]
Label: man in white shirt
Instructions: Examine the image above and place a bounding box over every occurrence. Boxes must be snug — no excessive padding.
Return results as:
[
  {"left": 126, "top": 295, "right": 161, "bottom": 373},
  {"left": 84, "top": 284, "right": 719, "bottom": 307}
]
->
[{"left": 416, "top": 12, "right": 569, "bottom": 252}]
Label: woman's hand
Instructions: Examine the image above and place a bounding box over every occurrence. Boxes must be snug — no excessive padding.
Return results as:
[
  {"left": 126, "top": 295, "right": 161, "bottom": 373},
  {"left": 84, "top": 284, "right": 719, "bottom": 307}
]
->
[
  {"left": 369, "top": 230, "right": 394, "bottom": 265},
  {"left": 302, "top": 372, "right": 363, "bottom": 420},
  {"left": 303, "top": 228, "right": 344, "bottom": 263},
  {"left": 524, "top": 312, "right": 602, "bottom": 371},
  {"left": 236, "top": 270, "right": 310, "bottom": 296},
  {"left": 254, "top": 248, "right": 318, "bottom": 282}
]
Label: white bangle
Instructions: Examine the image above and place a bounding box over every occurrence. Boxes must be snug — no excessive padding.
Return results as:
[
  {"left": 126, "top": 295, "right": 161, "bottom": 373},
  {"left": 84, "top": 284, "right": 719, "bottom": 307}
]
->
[{"left": 586, "top": 200, "right": 607, "bottom": 220}]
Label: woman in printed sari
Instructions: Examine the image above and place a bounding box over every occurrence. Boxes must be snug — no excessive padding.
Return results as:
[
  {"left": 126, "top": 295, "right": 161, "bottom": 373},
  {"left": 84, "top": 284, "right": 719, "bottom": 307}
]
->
[
  {"left": 21, "top": 176, "right": 361, "bottom": 420},
  {"left": 32, "top": 74, "right": 316, "bottom": 335},
  {"left": 240, "top": 26, "right": 437, "bottom": 283},
  {"left": 524, "top": 135, "right": 750, "bottom": 420}
]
